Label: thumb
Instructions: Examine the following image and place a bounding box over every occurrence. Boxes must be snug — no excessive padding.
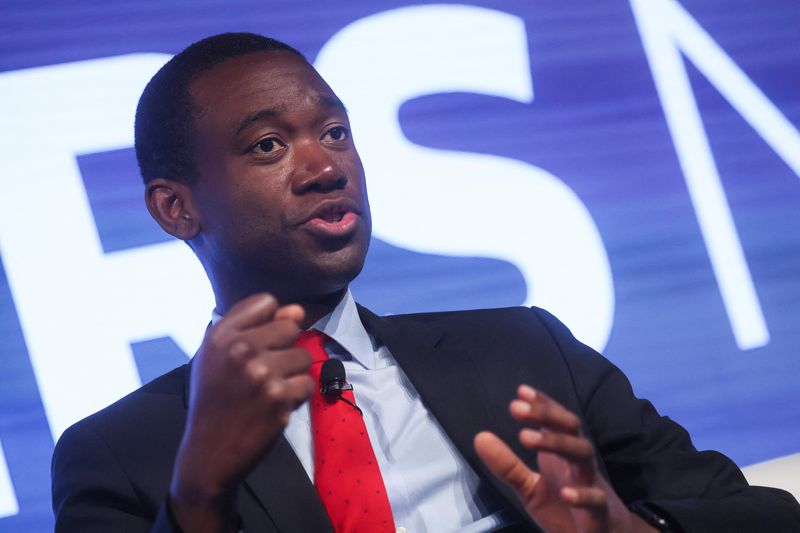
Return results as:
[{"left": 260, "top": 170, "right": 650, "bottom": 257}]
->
[{"left": 474, "top": 431, "right": 540, "bottom": 500}]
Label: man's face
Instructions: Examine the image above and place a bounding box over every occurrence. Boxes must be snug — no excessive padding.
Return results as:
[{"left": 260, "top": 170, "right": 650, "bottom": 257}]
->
[{"left": 186, "top": 51, "right": 371, "bottom": 301}]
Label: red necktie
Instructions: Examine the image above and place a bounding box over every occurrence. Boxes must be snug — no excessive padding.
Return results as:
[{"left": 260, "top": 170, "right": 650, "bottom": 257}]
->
[{"left": 295, "top": 330, "right": 396, "bottom": 533}]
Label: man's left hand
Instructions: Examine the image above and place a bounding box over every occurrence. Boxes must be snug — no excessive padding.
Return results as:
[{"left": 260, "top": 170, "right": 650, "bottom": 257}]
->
[{"left": 474, "top": 385, "right": 657, "bottom": 533}]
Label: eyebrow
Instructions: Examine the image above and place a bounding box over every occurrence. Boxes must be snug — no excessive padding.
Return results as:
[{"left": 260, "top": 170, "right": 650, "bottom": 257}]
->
[
  {"left": 234, "top": 95, "right": 348, "bottom": 136},
  {"left": 236, "top": 107, "right": 281, "bottom": 136}
]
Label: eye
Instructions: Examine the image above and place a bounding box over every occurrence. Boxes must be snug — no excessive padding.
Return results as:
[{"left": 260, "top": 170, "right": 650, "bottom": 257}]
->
[
  {"left": 252, "top": 137, "right": 284, "bottom": 154},
  {"left": 322, "top": 126, "right": 350, "bottom": 144}
]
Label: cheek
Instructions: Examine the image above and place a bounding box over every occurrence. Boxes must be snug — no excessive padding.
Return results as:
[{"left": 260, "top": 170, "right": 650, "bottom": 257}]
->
[
  {"left": 228, "top": 191, "right": 283, "bottom": 234},
  {"left": 338, "top": 153, "right": 367, "bottom": 191},
  {"left": 196, "top": 181, "right": 282, "bottom": 246},
  {"left": 237, "top": 188, "right": 296, "bottom": 245}
]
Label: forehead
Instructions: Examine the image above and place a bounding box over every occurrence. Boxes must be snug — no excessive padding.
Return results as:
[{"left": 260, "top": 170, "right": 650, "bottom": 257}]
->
[{"left": 189, "top": 51, "right": 338, "bottom": 124}]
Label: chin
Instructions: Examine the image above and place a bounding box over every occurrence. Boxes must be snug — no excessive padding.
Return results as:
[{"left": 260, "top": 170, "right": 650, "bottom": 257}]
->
[
  {"left": 304, "top": 251, "right": 366, "bottom": 295},
  {"left": 318, "top": 259, "right": 365, "bottom": 290}
]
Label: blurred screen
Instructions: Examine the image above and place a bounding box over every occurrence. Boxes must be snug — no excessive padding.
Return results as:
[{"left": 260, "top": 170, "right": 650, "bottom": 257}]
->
[{"left": 1, "top": 1, "right": 798, "bottom": 529}]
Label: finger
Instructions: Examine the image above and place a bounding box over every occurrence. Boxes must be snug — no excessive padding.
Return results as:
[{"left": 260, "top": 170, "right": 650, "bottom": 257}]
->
[
  {"left": 282, "top": 374, "right": 315, "bottom": 407},
  {"left": 510, "top": 385, "right": 582, "bottom": 435},
  {"left": 474, "top": 431, "right": 539, "bottom": 500},
  {"left": 255, "top": 348, "right": 312, "bottom": 378},
  {"left": 562, "top": 487, "right": 611, "bottom": 533},
  {"left": 242, "top": 318, "right": 302, "bottom": 349},
  {"left": 223, "top": 293, "right": 279, "bottom": 330},
  {"left": 519, "top": 428, "right": 595, "bottom": 464},
  {"left": 274, "top": 304, "right": 305, "bottom": 325},
  {"left": 262, "top": 374, "right": 315, "bottom": 426},
  {"left": 561, "top": 486, "right": 608, "bottom": 510}
]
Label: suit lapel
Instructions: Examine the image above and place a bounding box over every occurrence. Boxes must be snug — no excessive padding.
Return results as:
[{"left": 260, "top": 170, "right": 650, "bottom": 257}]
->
[
  {"left": 357, "top": 306, "right": 538, "bottom": 530},
  {"left": 241, "top": 438, "right": 333, "bottom": 532},
  {"left": 358, "top": 306, "right": 494, "bottom": 461}
]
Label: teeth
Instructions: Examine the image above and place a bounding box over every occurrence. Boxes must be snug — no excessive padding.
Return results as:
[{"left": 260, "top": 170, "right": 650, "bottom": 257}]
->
[{"left": 321, "top": 210, "right": 343, "bottom": 223}]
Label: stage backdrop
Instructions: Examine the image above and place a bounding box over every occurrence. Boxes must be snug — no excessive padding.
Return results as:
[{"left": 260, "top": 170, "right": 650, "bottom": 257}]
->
[{"left": 1, "top": 0, "right": 799, "bottom": 530}]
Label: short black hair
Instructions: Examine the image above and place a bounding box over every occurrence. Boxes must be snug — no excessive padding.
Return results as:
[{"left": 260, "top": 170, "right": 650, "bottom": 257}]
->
[{"left": 134, "top": 32, "right": 304, "bottom": 184}]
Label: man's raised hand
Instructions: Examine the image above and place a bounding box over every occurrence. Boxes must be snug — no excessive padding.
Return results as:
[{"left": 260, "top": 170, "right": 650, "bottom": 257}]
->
[
  {"left": 169, "top": 294, "right": 315, "bottom": 533},
  {"left": 474, "top": 385, "right": 657, "bottom": 533}
]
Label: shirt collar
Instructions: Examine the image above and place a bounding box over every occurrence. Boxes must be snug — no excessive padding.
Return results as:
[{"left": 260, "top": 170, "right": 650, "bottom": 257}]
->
[
  {"left": 309, "top": 289, "right": 377, "bottom": 369},
  {"left": 210, "top": 289, "right": 376, "bottom": 369}
]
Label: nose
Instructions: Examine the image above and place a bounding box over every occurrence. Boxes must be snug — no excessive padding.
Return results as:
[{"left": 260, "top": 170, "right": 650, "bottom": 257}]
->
[{"left": 292, "top": 140, "right": 347, "bottom": 194}]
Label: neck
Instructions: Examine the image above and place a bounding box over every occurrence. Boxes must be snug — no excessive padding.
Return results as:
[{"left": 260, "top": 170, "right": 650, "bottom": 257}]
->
[
  {"left": 297, "top": 288, "right": 347, "bottom": 329},
  {"left": 211, "top": 274, "right": 347, "bottom": 329}
]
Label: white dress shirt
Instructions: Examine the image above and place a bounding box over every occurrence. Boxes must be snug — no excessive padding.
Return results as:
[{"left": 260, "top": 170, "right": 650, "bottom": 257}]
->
[{"left": 214, "top": 291, "right": 513, "bottom": 532}]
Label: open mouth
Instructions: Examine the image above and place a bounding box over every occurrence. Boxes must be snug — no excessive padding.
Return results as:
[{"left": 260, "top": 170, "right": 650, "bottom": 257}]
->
[
  {"left": 301, "top": 200, "right": 360, "bottom": 238},
  {"left": 302, "top": 197, "right": 360, "bottom": 225},
  {"left": 317, "top": 205, "right": 347, "bottom": 223}
]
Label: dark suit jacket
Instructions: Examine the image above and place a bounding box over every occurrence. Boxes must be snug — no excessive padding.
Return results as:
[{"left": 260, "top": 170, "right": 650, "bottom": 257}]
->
[{"left": 52, "top": 306, "right": 800, "bottom": 532}]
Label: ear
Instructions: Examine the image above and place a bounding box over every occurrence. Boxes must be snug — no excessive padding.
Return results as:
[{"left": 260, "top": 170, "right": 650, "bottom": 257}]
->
[{"left": 145, "top": 178, "right": 201, "bottom": 241}]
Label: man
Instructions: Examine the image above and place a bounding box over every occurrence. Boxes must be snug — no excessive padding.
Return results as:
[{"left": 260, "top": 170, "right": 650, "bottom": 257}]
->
[{"left": 51, "top": 33, "right": 800, "bottom": 533}]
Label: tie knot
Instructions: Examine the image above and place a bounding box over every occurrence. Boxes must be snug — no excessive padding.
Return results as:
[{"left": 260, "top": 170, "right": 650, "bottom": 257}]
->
[{"left": 295, "top": 329, "right": 329, "bottom": 364}]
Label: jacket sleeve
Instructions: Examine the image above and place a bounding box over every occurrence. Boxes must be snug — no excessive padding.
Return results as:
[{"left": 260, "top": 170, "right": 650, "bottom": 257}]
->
[
  {"left": 51, "top": 420, "right": 178, "bottom": 533},
  {"left": 531, "top": 307, "right": 800, "bottom": 532}
]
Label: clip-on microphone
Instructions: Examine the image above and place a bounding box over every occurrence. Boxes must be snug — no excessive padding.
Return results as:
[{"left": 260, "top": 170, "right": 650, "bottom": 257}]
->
[{"left": 320, "top": 359, "right": 362, "bottom": 415}]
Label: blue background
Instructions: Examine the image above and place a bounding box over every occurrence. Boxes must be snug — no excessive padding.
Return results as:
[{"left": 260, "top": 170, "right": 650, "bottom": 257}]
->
[{"left": 1, "top": 1, "right": 799, "bottom": 530}]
